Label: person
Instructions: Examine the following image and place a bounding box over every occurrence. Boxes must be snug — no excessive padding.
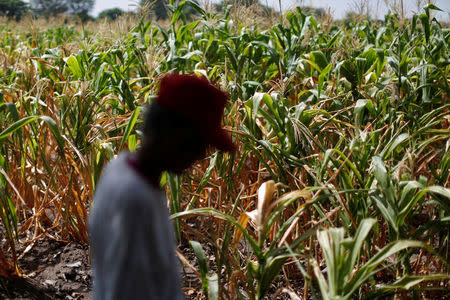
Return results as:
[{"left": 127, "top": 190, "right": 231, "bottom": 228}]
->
[{"left": 88, "top": 74, "right": 237, "bottom": 300}]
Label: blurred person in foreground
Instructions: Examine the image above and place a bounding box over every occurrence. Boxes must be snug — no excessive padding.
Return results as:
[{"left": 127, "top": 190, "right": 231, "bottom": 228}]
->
[{"left": 89, "top": 74, "right": 237, "bottom": 299}]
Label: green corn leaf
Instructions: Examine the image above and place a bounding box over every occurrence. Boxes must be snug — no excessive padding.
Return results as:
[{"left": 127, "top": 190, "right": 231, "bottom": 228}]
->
[
  {"left": 39, "top": 116, "right": 65, "bottom": 156},
  {"left": 419, "top": 14, "right": 430, "bottom": 43},
  {"left": 119, "top": 107, "right": 140, "bottom": 151},
  {"left": 342, "top": 218, "right": 376, "bottom": 280},
  {"left": 127, "top": 134, "right": 137, "bottom": 152},
  {"left": 0, "top": 116, "right": 39, "bottom": 140},
  {"left": 0, "top": 115, "right": 63, "bottom": 151},
  {"left": 186, "top": 0, "right": 206, "bottom": 16},
  {"left": 424, "top": 3, "right": 443, "bottom": 17},
  {"left": 398, "top": 181, "right": 424, "bottom": 210},
  {"left": 0, "top": 185, "right": 18, "bottom": 241},
  {"left": 346, "top": 240, "right": 424, "bottom": 296},
  {"left": 300, "top": 16, "right": 317, "bottom": 39},
  {"left": 427, "top": 185, "right": 450, "bottom": 200},
  {"left": 318, "top": 64, "right": 331, "bottom": 98},
  {"left": 364, "top": 274, "right": 450, "bottom": 299},
  {"left": 5, "top": 103, "right": 19, "bottom": 121},
  {"left": 372, "top": 156, "right": 388, "bottom": 189},
  {"left": 427, "top": 186, "right": 450, "bottom": 212},
  {"left": 258, "top": 256, "right": 288, "bottom": 298},
  {"left": 310, "top": 50, "right": 329, "bottom": 71},
  {"left": 171, "top": 1, "right": 186, "bottom": 26},
  {"left": 167, "top": 173, "right": 181, "bottom": 240},
  {"left": 391, "top": 274, "right": 450, "bottom": 290},
  {"left": 250, "top": 93, "right": 264, "bottom": 116},
  {"left": 380, "top": 133, "right": 409, "bottom": 159},
  {"left": 190, "top": 240, "right": 208, "bottom": 277},
  {"left": 304, "top": 59, "right": 322, "bottom": 74},
  {"left": 189, "top": 240, "right": 209, "bottom": 292},
  {"left": 311, "top": 258, "right": 330, "bottom": 300},
  {"left": 187, "top": 152, "right": 218, "bottom": 210},
  {"left": 66, "top": 55, "right": 83, "bottom": 79},
  {"left": 372, "top": 193, "right": 398, "bottom": 233},
  {"left": 354, "top": 99, "right": 376, "bottom": 132}
]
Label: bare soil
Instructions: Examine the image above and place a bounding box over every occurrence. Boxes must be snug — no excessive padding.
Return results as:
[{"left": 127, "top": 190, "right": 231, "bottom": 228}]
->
[
  {"left": 2, "top": 238, "right": 447, "bottom": 300},
  {"left": 0, "top": 239, "right": 204, "bottom": 300},
  {"left": 1, "top": 240, "right": 92, "bottom": 300}
]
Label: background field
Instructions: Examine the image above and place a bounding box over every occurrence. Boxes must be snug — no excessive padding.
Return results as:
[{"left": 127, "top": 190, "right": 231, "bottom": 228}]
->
[{"left": 0, "top": 1, "right": 449, "bottom": 299}]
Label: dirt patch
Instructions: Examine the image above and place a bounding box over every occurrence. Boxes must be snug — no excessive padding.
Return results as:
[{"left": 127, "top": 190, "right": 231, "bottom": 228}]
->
[
  {"left": 0, "top": 217, "right": 300, "bottom": 299},
  {"left": 1, "top": 240, "right": 204, "bottom": 300},
  {"left": 1, "top": 240, "right": 92, "bottom": 300}
]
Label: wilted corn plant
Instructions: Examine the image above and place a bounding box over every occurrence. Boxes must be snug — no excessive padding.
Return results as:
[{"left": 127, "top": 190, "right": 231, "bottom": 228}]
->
[
  {"left": 312, "top": 218, "right": 449, "bottom": 300},
  {"left": 0, "top": 12, "right": 153, "bottom": 277},
  {"left": 172, "top": 180, "right": 315, "bottom": 299},
  {"left": 0, "top": 0, "right": 449, "bottom": 298},
  {"left": 169, "top": 3, "right": 449, "bottom": 298}
]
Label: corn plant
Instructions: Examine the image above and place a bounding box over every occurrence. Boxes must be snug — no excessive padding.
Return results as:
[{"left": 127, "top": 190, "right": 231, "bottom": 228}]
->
[
  {"left": 312, "top": 218, "right": 450, "bottom": 300},
  {"left": 0, "top": 1, "right": 448, "bottom": 298},
  {"left": 189, "top": 240, "right": 219, "bottom": 300},
  {"left": 172, "top": 180, "right": 316, "bottom": 299}
]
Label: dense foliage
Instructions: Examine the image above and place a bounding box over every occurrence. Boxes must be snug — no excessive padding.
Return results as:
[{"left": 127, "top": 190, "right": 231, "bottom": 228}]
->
[
  {"left": 30, "top": 0, "right": 95, "bottom": 20},
  {"left": 141, "top": 0, "right": 170, "bottom": 19},
  {"left": 0, "top": 2, "right": 449, "bottom": 298},
  {"left": 0, "top": 0, "right": 28, "bottom": 20},
  {"left": 0, "top": 0, "right": 95, "bottom": 20},
  {"left": 98, "top": 7, "right": 124, "bottom": 21}
]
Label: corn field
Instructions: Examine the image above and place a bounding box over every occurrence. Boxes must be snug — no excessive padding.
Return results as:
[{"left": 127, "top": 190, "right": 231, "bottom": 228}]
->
[{"left": 0, "top": 1, "right": 449, "bottom": 299}]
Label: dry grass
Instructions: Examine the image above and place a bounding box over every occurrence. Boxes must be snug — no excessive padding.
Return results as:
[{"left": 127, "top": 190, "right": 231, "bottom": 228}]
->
[{"left": 0, "top": 1, "right": 449, "bottom": 298}]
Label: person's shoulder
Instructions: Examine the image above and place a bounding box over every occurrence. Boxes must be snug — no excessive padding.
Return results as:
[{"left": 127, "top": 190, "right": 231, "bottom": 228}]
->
[
  {"left": 103, "top": 151, "right": 130, "bottom": 172},
  {"left": 93, "top": 151, "right": 168, "bottom": 212},
  {"left": 93, "top": 152, "right": 139, "bottom": 198},
  {"left": 99, "top": 152, "right": 134, "bottom": 181}
]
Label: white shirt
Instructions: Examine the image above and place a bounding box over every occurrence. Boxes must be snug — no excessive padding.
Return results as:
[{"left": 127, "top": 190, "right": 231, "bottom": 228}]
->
[{"left": 89, "top": 152, "right": 184, "bottom": 300}]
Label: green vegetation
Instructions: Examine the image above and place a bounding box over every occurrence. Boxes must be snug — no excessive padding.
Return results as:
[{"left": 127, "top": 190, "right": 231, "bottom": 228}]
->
[
  {"left": 0, "top": 1, "right": 449, "bottom": 298},
  {"left": 0, "top": 0, "right": 28, "bottom": 20},
  {"left": 98, "top": 7, "right": 124, "bottom": 21},
  {"left": 0, "top": 0, "right": 94, "bottom": 20},
  {"left": 141, "top": 0, "right": 170, "bottom": 19},
  {"left": 30, "top": 0, "right": 95, "bottom": 19}
]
